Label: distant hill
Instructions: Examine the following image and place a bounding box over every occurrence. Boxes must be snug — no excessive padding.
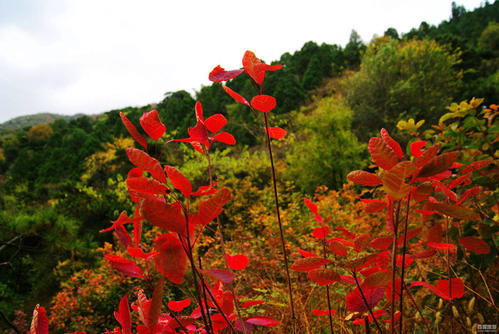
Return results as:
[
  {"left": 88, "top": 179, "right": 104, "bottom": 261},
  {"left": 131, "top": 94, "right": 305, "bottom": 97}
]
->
[{"left": 0, "top": 112, "right": 87, "bottom": 131}]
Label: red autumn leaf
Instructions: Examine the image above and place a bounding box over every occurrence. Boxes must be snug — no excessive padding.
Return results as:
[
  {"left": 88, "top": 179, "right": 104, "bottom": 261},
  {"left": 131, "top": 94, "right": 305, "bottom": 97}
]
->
[
  {"left": 204, "top": 114, "right": 227, "bottom": 133},
  {"left": 154, "top": 233, "right": 187, "bottom": 284},
  {"left": 412, "top": 249, "right": 437, "bottom": 259},
  {"left": 212, "top": 132, "right": 236, "bottom": 145},
  {"left": 241, "top": 300, "right": 265, "bottom": 308},
  {"left": 246, "top": 316, "right": 280, "bottom": 327},
  {"left": 222, "top": 85, "right": 249, "bottom": 106},
  {"left": 197, "top": 188, "right": 231, "bottom": 225},
  {"left": 192, "top": 184, "right": 218, "bottom": 197},
  {"left": 396, "top": 254, "right": 413, "bottom": 267},
  {"left": 368, "top": 137, "right": 398, "bottom": 170},
  {"left": 304, "top": 198, "right": 323, "bottom": 222},
  {"left": 360, "top": 266, "right": 380, "bottom": 277},
  {"left": 30, "top": 305, "right": 48, "bottom": 334},
  {"left": 338, "top": 227, "right": 356, "bottom": 239},
  {"left": 458, "top": 236, "right": 490, "bottom": 254},
  {"left": 369, "top": 237, "right": 392, "bottom": 250},
  {"left": 414, "top": 143, "right": 441, "bottom": 169},
  {"left": 426, "top": 202, "right": 480, "bottom": 220},
  {"left": 226, "top": 254, "right": 249, "bottom": 271},
  {"left": 427, "top": 242, "right": 457, "bottom": 251},
  {"left": 251, "top": 95, "right": 276, "bottom": 112},
  {"left": 410, "top": 140, "right": 427, "bottom": 158},
  {"left": 346, "top": 254, "right": 378, "bottom": 270},
  {"left": 460, "top": 159, "right": 493, "bottom": 174},
  {"left": 352, "top": 309, "right": 387, "bottom": 325},
  {"left": 168, "top": 298, "right": 191, "bottom": 312},
  {"left": 313, "top": 226, "right": 329, "bottom": 239},
  {"left": 413, "top": 182, "right": 433, "bottom": 202},
  {"left": 291, "top": 257, "right": 331, "bottom": 272},
  {"left": 132, "top": 205, "right": 142, "bottom": 247},
  {"left": 312, "top": 309, "right": 337, "bottom": 316},
  {"left": 347, "top": 170, "right": 382, "bottom": 186},
  {"left": 115, "top": 295, "right": 131, "bottom": 334},
  {"left": 242, "top": 50, "right": 282, "bottom": 84},
  {"left": 386, "top": 278, "right": 402, "bottom": 302},
  {"left": 354, "top": 234, "right": 370, "bottom": 252},
  {"left": 376, "top": 251, "right": 390, "bottom": 269},
  {"left": 426, "top": 223, "right": 443, "bottom": 244},
  {"left": 104, "top": 254, "right": 144, "bottom": 279},
  {"left": 120, "top": 112, "right": 148, "bottom": 150},
  {"left": 396, "top": 227, "right": 422, "bottom": 246},
  {"left": 126, "top": 176, "right": 168, "bottom": 195},
  {"left": 126, "top": 148, "right": 167, "bottom": 184},
  {"left": 114, "top": 224, "right": 133, "bottom": 249},
  {"left": 434, "top": 181, "right": 458, "bottom": 201},
  {"left": 298, "top": 249, "right": 318, "bottom": 258},
  {"left": 100, "top": 211, "right": 132, "bottom": 233},
  {"left": 329, "top": 240, "right": 348, "bottom": 257},
  {"left": 266, "top": 126, "right": 287, "bottom": 139},
  {"left": 126, "top": 247, "right": 158, "bottom": 259},
  {"left": 209, "top": 65, "right": 244, "bottom": 82},
  {"left": 448, "top": 172, "right": 471, "bottom": 189},
  {"left": 140, "top": 196, "right": 186, "bottom": 234},
  {"left": 360, "top": 199, "right": 386, "bottom": 213},
  {"left": 203, "top": 269, "right": 235, "bottom": 283},
  {"left": 148, "top": 277, "right": 164, "bottom": 330},
  {"left": 164, "top": 165, "right": 192, "bottom": 198},
  {"left": 346, "top": 285, "right": 385, "bottom": 312},
  {"left": 417, "top": 151, "right": 460, "bottom": 178},
  {"left": 307, "top": 268, "right": 340, "bottom": 286},
  {"left": 456, "top": 186, "right": 482, "bottom": 205},
  {"left": 381, "top": 164, "right": 413, "bottom": 200},
  {"left": 410, "top": 278, "right": 464, "bottom": 300},
  {"left": 386, "top": 197, "right": 395, "bottom": 233},
  {"left": 380, "top": 128, "right": 403, "bottom": 159},
  {"left": 139, "top": 110, "right": 165, "bottom": 141}
]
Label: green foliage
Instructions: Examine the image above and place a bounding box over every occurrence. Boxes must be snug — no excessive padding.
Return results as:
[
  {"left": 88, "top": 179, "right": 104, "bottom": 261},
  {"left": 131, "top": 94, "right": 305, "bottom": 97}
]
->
[
  {"left": 157, "top": 90, "right": 196, "bottom": 136},
  {"left": 346, "top": 38, "right": 462, "bottom": 141},
  {"left": 286, "top": 97, "right": 367, "bottom": 193}
]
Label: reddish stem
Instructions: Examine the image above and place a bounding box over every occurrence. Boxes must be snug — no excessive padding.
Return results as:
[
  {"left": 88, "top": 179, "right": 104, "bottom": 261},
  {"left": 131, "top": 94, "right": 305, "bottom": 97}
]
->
[
  {"left": 389, "top": 200, "right": 401, "bottom": 334},
  {"left": 352, "top": 271, "right": 384, "bottom": 334},
  {"left": 398, "top": 195, "right": 411, "bottom": 334},
  {"left": 322, "top": 235, "right": 334, "bottom": 334}
]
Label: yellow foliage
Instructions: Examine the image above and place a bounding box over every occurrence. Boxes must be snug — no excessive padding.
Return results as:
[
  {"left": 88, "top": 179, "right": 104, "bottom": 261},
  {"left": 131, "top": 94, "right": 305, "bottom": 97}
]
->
[
  {"left": 28, "top": 123, "right": 53, "bottom": 142},
  {"left": 396, "top": 118, "right": 425, "bottom": 133}
]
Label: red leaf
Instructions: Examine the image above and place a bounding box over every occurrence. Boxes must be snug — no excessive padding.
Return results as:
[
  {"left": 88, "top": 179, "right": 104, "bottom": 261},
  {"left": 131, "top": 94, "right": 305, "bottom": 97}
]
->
[
  {"left": 460, "top": 159, "right": 493, "bottom": 174},
  {"left": 164, "top": 165, "right": 192, "bottom": 198},
  {"left": 427, "top": 242, "right": 457, "bottom": 251},
  {"left": 426, "top": 224, "right": 443, "bottom": 244},
  {"left": 313, "top": 226, "right": 329, "bottom": 239},
  {"left": 209, "top": 65, "right": 244, "bottom": 82},
  {"left": 203, "top": 269, "right": 235, "bottom": 283},
  {"left": 458, "top": 236, "right": 490, "bottom": 254},
  {"left": 411, "top": 278, "right": 464, "bottom": 300},
  {"left": 386, "top": 279, "right": 402, "bottom": 302},
  {"left": 386, "top": 197, "right": 395, "bottom": 233},
  {"left": 313, "top": 309, "right": 337, "bottom": 316},
  {"left": 291, "top": 257, "right": 331, "bottom": 272},
  {"left": 139, "top": 110, "right": 165, "bottom": 141},
  {"left": 141, "top": 196, "right": 186, "bottom": 234},
  {"left": 127, "top": 247, "right": 159, "bottom": 259},
  {"left": 346, "top": 285, "right": 385, "bottom": 312},
  {"left": 133, "top": 205, "right": 142, "bottom": 247},
  {"left": 456, "top": 186, "right": 482, "bottom": 205},
  {"left": 346, "top": 254, "right": 378, "bottom": 270},
  {"left": 148, "top": 277, "right": 164, "bottom": 330},
  {"left": 414, "top": 143, "right": 441, "bottom": 169},
  {"left": 328, "top": 240, "right": 348, "bottom": 257},
  {"left": 226, "top": 254, "right": 249, "bottom": 271},
  {"left": 352, "top": 310, "right": 387, "bottom": 325},
  {"left": 120, "top": 112, "right": 148, "bottom": 150},
  {"left": 347, "top": 170, "right": 382, "bottom": 186},
  {"left": 381, "top": 165, "right": 413, "bottom": 200},
  {"left": 242, "top": 50, "right": 282, "bottom": 84},
  {"left": 369, "top": 237, "right": 392, "bottom": 250},
  {"left": 413, "top": 182, "right": 433, "bottom": 202},
  {"left": 222, "top": 85, "right": 249, "bottom": 106},
  {"left": 396, "top": 254, "right": 413, "bottom": 267},
  {"left": 195, "top": 101, "right": 204, "bottom": 122},
  {"left": 448, "top": 172, "right": 471, "bottom": 189},
  {"left": 410, "top": 140, "right": 427, "bottom": 158},
  {"left": 118, "top": 295, "right": 131, "bottom": 334},
  {"left": 396, "top": 227, "right": 422, "bottom": 246},
  {"left": 197, "top": 188, "right": 231, "bottom": 225},
  {"left": 417, "top": 151, "right": 460, "bottom": 178},
  {"left": 105, "top": 254, "right": 144, "bottom": 278},
  {"left": 412, "top": 249, "right": 437, "bottom": 259},
  {"left": 154, "top": 233, "right": 187, "bottom": 284},
  {"left": 304, "top": 198, "right": 323, "bottom": 222},
  {"left": 241, "top": 300, "right": 265, "bottom": 308},
  {"left": 246, "top": 316, "right": 280, "bottom": 327},
  {"left": 126, "top": 176, "right": 168, "bottom": 195},
  {"left": 168, "top": 298, "right": 191, "bottom": 312},
  {"left": 30, "top": 305, "right": 48, "bottom": 334},
  {"left": 434, "top": 181, "right": 458, "bottom": 202},
  {"left": 354, "top": 234, "right": 370, "bottom": 252},
  {"left": 212, "top": 132, "right": 236, "bottom": 145},
  {"left": 380, "top": 128, "right": 403, "bottom": 159},
  {"left": 251, "top": 95, "right": 276, "bottom": 113},
  {"left": 360, "top": 199, "right": 386, "bottom": 213},
  {"left": 307, "top": 268, "right": 340, "bottom": 286},
  {"left": 204, "top": 114, "right": 227, "bottom": 133},
  {"left": 338, "top": 228, "right": 356, "bottom": 239},
  {"left": 266, "top": 126, "right": 287, "bottom": 139},
  {"left": 298, "top": 249, "right": 318, "bottom": 258},
  {"left": 368, "top": 137, "right": 398, "bottom": 170},
  {"left": 126, "top": 148, "right": 167, "bottom": 184},
  {"left": 426, "top": 202, "right": 480, "bottom": 220}
]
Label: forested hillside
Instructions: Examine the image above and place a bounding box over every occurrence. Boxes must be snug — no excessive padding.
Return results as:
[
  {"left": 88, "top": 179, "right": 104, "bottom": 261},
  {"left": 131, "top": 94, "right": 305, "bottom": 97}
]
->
[{"left": 1, "top": 2, "right": 497, "bottom": 333}]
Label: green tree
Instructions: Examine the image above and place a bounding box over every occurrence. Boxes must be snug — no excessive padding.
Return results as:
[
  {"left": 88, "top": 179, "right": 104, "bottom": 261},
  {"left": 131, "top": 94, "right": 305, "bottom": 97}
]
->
[
  {"left": 346, "top": 38, "right": 462, "bottom": 141},
  {"left": 343, "top": 29, "right": 366, "bottom": 68},
  {"left": 157, "top": 90, "right": 196, "bottom": 136}
]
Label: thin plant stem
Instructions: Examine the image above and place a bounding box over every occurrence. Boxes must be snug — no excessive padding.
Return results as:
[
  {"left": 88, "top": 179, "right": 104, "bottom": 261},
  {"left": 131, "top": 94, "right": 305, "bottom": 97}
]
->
[
  {"left": 445, "top": 214, "right": 454, "bottom": 333},
  {"left": 398, "top": 194, "right": 411, "bottom": 334},
  {"left": 365, "top": 316, "right": 371, "bottom": 334},
  {"left": 200, "top": 278, "right": 237, "bottom": 333},
  {"left": 389, "top": 200, "right": 401, "bottom": 334},
  {"left": 322, "top": 234, "right": 334, "bottom": 334},
  {"left": 352, "top": 271, "right": 384, "bottom": 334},
  {"left": 198, "top": 256, "right": 215, "bottom": 334},
  {"left": 205, "top": 148, "right": 248, "bottom": 334},
  {"left": 263, "top": 112, "right": 297, "bottom": 333},
  {"left": 402, "top": 281, "right": 432, "bottom": 333}
]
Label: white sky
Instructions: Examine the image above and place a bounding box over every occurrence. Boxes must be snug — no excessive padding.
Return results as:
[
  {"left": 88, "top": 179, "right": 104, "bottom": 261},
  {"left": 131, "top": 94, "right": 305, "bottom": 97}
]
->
[{"left": 0, "top": 0, "right": 486, "bottom": 123}]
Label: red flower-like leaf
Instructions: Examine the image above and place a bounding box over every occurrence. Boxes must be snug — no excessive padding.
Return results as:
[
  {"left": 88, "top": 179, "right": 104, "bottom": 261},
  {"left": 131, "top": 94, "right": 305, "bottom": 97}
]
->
[
  {"left": 242, "top": 50, "right": 282, "bottom": 84},
  {"left": 246, "top": 316, "right": 280, "bottom": 327},
  {"left": 222, "top": 85, "right": 249, "bottom": 106},
  {"left": 410, "top": 140, "right": 427, "bottom": 158},
  {"left": 209, "top": 65, "right": 244, "bottom": 82},
  {"left": 168, "top": 298, "right": 191, "bottom": 312},
  {"left": 410, "top": 278, "right": 464, "bottom": 300},
  {"left": 30, "top": 305, "right": 49, "bottom": 334},
  {"left": 226, "top": 254, "right": 249, "bottom": 271},
  {"left": 347, "top": 170, "right": 382, "bottom": 186},
  {"left": 329, "top": 240, "right": 348, "bottom": 257},
  {"left": 354, "top": 234, "right": 370, "bottom": 252},
  {"left": 120, "top": 112, "right": 148, "bottom": 150},
  {"left": 126, "top": 176, "right": 168, "bottom": 195},
  {"left": 205, "top": 114, "right": 227, "bottom": 133},
  {"left": 140, "top": 196, "right": 186, "bottom": 234},
  {"left": 369, "top": 237, "right": 392, "bottom": 250},
  {"left": 212, "top": 132, "right": 236, "bottom": 145},
  {"left": 298, "top": 249, "right": 318, "bottom": 258},
  {"left": 313, "top": 226, "right": 329, "bottom": 239},
  {"left": 241, "top": 300, "right": 265, "bottom": 308},
  {"left": 458, "top": 236, "right": 490, "bottom": 254},
  {"left": 202, "top": 269, "right": 235, "bottom": 283},
  {"left": 313, "top": 309, "right": 337, "bottom": 316},
  {"left": 116, "top": 295, "right": 131, "bottom": 334},
  {"left": 417, "top": 151, "right": 460, "bottom": 178},
  {"left": 126, "top": 148, "right": 167, "bottom": 184},
  {"left": 368, "top": 137, "right": 398, "bottom": 170},
  {"left": 414, "top": 143, "right": 441, "bottom": 168},
  {"left": 126, "top": 247, "right": 159, "bottom": 259},
  {"left": 291, "top": 257, "right": 331, "bottom": 272},
  {"left": 266, "top": 126, "right": 287, "bottom": 139},
  {"left": 197, "top": 188, "right": 231, "bottom": 225},
  {"left": 164, "top": 165, "right": 192, "bottom": 198},
  {"left": 307, "top": 268, "right": 340, "bottom": 286},
  {"left": 346, "top": 285, "right": 385, "bottom": 312},
  {"left": 456, "top": 186, "right": 482, "bottom": 205},
  {"left": 105, "top": 254, "right": 144, "bottom": 279},
  {"left": 460, "top": 159, "right": 493, "bottom": 174},
  {"left": 304, "top": 198, "right": 323, "bottom": 222},
  {"left": 380, "top": 128, "right": 403, "bottom": 159},
  {"left": 154, "top": 233, "right": 187, "bottom": 284},
  {"left": 360, "top": 199, "right": 386, "bottom": 213},
  {"left": 139, "top": 110, "right": 165, "bottom": 141},
  {"left": 251, "top": 95, "right": 276, "bottom": 112}
]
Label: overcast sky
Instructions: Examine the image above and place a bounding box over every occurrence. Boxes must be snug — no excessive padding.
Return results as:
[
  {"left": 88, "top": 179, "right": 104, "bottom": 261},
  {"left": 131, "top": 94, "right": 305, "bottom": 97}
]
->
[{"left": 0, "top": 0, "right": 486, "bottom": 123}]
